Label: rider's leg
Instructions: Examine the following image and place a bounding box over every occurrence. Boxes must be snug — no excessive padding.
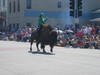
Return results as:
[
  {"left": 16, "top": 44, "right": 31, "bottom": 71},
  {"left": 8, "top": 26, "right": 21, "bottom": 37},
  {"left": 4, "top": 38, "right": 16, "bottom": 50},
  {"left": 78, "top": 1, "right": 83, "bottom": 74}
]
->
[{"left": 38, "top": 25, "right": 43, "bottom": 37}]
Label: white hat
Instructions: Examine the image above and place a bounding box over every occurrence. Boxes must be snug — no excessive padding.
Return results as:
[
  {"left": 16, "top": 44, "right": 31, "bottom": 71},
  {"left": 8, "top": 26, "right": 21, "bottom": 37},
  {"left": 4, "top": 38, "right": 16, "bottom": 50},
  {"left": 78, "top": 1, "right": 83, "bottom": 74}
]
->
[{"left": 40, "top": 13, "right": 44, "bottom": 16}]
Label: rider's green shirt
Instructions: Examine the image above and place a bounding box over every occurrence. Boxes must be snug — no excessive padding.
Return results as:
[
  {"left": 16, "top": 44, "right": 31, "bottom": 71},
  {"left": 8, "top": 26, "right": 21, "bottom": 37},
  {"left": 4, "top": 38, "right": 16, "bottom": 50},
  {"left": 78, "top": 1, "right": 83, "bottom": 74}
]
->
[{"left": 38, "top": 17, "right": 47, "bottom": 25}]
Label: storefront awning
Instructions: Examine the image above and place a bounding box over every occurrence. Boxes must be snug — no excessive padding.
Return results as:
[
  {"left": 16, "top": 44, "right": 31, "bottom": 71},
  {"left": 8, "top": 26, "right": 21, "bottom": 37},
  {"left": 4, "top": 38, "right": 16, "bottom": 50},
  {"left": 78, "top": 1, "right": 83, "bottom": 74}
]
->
[
  {"left": 92, "top": 9, "right": 100, "bottom": 13},
  {"left": 90, "top": 18, "right": 100, "bottom": 22}
]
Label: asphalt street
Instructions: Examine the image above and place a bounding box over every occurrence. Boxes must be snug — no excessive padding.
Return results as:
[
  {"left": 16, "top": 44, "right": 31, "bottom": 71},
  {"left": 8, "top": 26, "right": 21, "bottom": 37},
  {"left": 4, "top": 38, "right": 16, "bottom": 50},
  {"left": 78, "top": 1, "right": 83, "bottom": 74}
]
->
[{"left": 0, "top": 40, "right": 100, "bottom": 75}]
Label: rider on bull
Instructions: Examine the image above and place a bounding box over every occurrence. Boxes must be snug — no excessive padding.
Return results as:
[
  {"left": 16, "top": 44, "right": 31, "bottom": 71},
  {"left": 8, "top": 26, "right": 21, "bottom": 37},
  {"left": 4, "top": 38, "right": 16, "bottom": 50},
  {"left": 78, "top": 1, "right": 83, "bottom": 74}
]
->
[{"left": 37, "top": 13, "right": 47, "bottom": 37}]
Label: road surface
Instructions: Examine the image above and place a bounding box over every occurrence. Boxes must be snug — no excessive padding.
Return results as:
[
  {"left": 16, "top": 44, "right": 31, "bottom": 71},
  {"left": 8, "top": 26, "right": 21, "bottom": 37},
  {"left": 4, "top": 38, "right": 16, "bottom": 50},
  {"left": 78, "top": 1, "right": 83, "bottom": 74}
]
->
[{"left": 0, "top": 40, "right": 100, "bottom": 75}]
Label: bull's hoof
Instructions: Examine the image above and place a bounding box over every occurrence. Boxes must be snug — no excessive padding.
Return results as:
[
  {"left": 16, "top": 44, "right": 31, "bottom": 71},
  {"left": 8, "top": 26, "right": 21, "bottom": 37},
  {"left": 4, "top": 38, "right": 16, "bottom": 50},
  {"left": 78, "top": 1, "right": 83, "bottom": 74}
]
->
[
  {"left": 43, "top": 50, "right": 46, "bottom": 53},
  {"left": 28, "top": 49, "right": 32, "bottom": 53},
  {"left": 50, "top": 49, "right": 53, "bottom": 52},
  {"left": 30, "top": 48, "right": 32, "bottom": 51},
  {"left": 37, "top": 49, "right": 40, "bottom": 51}
]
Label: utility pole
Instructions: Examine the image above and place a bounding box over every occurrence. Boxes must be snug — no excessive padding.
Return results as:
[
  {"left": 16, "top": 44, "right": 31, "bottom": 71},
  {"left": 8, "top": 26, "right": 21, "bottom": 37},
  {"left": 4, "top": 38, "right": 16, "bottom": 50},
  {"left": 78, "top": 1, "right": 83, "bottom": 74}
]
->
[
  {"left": 69, "top": 0, "right": 82, "bottom": 33},
  {"left": 74, "top": 0, "right": 79, "bottom": 33}
]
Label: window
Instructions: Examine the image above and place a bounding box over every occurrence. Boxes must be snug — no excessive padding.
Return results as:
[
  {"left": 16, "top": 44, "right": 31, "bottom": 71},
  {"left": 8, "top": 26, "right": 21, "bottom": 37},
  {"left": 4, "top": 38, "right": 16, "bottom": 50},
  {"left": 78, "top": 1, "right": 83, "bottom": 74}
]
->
[
  {"left": 26, "top": 23, "right": 31, "bottom": 27},
  {"left": 13, "top": 24, "right": 15, "bottom": 28},
  {"left": 0, "top": 0, "right": 1, "bottom": 7},
  {"left": 1, "top": 12, "right": 3, "bottom": 17},
  {"left": 18, "top": 0, "right": 20, "bottom": 12},
  {"left": 26, "top": 0, "right": 31, "bottom": 9},
  {"left": 58, "top": 2, "right": 62, "bottom": 8},
  {"left": 0, "top": 12, "right": 1, "bottom": 17},
  {"left": 17, "top": 23, "right": 19, "bottom": 29},
  {"left": 9, "top": 24, "right": 12, "bottom": 31},
  {"left": 3, "top": 12, "right": 6, "bottom": 18},
  {"left": 3, "top": 0, "right": 5, "bottom": 7},
  {"left": 9, "top": 2, "right": 11, "bottom": 13},
  {"left": 13, "top": 1, "right": 16, "bottom": 12}
]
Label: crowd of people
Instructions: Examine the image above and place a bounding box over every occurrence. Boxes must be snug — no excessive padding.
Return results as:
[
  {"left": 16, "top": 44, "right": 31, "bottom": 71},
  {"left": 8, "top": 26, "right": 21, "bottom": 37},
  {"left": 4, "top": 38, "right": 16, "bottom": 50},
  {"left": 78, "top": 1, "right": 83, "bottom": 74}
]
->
[
  {"left": 0, "top": 24, "right": 100, "bottom": 49},
  {"left": 0, "top": 26, "right": 32, "bottom": 42},
  {"left": 55, "top": 25, "right": 100, "bottom": 49}
]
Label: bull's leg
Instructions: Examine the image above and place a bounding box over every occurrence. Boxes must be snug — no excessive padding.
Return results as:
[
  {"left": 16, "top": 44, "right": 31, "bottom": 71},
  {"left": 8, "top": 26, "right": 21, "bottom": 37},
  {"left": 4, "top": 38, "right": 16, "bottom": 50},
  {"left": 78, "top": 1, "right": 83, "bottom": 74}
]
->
[
  {"left": 43, "top": 48, "right": 46, "bottom": 53},
  {"left": 41, "top": 43, "right": 46, "bottom": 53},
  {"left": 30, "top": 39, "right": 34, "bottom": 51},
  {"left": 36, "top": 42, "right": 40, "bottom": 51},
  {"left": 50, "top": 45, "right": 54, "bottom": 52}
]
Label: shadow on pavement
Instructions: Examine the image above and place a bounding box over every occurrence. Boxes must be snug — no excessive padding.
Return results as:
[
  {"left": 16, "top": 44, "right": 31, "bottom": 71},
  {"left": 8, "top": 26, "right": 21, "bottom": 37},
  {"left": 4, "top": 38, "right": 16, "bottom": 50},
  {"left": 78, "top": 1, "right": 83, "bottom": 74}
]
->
[{"left": 28, "top": 51, "right": 55, "bottom": 55}]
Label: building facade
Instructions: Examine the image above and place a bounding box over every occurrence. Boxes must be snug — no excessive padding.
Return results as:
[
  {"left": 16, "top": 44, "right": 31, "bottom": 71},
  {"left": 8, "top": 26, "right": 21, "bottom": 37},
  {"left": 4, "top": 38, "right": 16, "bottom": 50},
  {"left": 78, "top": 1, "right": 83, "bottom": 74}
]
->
[
  {"left": 8, "top": 0, "right": 72, "bottom": 29},
  {"left": 0, "top": 0, "right": 8, "bottom": 31},
  {"left": 1, "top": 0, "right": 100, "bottom": 30}
]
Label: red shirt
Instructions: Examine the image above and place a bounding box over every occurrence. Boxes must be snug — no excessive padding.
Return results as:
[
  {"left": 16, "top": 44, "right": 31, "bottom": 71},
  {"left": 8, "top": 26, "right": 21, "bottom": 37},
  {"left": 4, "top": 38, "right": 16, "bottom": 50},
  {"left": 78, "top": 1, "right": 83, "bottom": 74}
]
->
[{"left": 91, "top": 28, "right": 96, "bottom": 35}]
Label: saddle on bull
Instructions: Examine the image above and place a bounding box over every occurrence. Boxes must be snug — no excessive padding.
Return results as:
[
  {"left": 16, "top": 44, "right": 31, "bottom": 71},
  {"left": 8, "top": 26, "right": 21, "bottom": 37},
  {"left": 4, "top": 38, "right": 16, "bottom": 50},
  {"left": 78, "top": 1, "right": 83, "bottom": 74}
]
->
[{"left": 30, "top": 24, "right": 58, "bottom": 53}]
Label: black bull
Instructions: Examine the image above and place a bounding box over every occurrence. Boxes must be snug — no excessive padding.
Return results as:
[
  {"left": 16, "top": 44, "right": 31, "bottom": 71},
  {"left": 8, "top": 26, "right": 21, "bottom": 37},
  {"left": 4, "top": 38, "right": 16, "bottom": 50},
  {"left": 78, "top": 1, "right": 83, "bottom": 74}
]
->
[{"left": 30, "top": 25, "right": 58, "bottom": 53}]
